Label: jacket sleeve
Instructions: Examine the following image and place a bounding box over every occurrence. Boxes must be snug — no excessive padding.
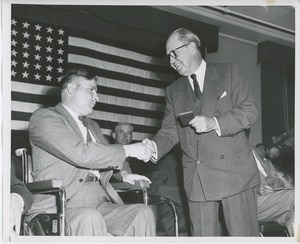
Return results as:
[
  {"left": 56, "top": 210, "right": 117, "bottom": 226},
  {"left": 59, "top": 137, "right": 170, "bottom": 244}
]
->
[
  {"left": 29, "top": 108, "right": 126, "bottom": 170},
  {"left": 216, "top": 64, "right": 259, "bottom": 136}
]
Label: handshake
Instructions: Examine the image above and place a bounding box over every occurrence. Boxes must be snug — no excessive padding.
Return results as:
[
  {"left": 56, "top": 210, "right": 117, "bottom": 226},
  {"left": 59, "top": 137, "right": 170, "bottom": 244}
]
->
[{"left": 123, "top": 138, "right": 156, "bottom": 162}]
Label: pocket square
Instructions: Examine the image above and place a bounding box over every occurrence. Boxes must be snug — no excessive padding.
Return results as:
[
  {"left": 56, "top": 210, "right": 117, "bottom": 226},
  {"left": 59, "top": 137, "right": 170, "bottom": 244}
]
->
[{"left": 218, "top": 91, "right": 227, "bottom": 99}]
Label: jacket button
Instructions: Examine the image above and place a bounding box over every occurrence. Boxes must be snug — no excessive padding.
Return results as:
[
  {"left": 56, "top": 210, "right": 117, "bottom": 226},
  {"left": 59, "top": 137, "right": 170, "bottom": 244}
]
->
[
  {"left": 197, "top": 160, "right": 201, "bottom": 165},
  {"left": 79, "top": 178, "right": 83, "bottom": 182},
  {"left": 220, "top": 155, "right": 225, "bottom": 159}
]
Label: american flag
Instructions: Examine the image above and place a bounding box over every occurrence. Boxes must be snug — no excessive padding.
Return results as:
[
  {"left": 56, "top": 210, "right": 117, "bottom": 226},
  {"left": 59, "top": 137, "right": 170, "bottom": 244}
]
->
[{"left": 11, "top": 17, "right": 174, "bottom": 142}]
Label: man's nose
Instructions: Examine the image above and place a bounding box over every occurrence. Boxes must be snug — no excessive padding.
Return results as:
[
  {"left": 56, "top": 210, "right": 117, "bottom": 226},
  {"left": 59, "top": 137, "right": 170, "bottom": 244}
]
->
[{"left": 94, "top": 93, "right": 99, "bottom": 101}]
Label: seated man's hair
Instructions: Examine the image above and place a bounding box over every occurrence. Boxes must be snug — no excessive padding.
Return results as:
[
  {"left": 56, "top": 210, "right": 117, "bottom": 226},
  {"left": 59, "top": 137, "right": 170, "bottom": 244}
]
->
[{"left": 59, "top": 68, "right": 98, "bottom": 89}]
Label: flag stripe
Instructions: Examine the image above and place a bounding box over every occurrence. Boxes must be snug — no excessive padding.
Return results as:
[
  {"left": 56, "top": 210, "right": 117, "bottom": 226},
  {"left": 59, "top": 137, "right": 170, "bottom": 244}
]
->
[
  {"left": 69, "top": 39, "right": 170, "bottom": 73},
  {"left": 11, "top": 17, "right": 174, "bottom": 140}
]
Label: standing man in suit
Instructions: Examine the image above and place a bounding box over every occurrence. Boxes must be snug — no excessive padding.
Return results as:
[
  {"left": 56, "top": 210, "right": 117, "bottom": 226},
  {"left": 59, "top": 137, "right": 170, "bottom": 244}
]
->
[
  {"left": 10, "top": 154, "right": 33, "bottom": 236},
  {"left": 28, "top": 68, "right": 155, "bottom": 236},
  {"left": 143, "top": 28, "right": 260, "bottom": 236}
]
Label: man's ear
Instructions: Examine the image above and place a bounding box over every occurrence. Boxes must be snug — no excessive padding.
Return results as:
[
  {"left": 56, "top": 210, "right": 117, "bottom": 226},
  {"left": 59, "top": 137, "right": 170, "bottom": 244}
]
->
[
  {"left": 112, "top": 131, "right": 116, "bottom": 140},
  {"left": 66, "top": 83, "right": 76, "bottom": 95}
]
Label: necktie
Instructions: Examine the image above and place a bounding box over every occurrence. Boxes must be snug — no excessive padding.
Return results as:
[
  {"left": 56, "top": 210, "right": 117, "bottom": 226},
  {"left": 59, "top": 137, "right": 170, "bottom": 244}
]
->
[
  {"left": 191, "top": 74, "right": 202, "bottom": 100},
  {"left": 78, "top": 116, "right": 93, "bottom": 142}
]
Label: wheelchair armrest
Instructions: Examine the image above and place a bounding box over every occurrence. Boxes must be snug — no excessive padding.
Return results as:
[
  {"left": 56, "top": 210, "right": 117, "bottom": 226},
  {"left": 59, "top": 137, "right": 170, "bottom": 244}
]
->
[
  {"left": 25, "top": 179, "right": 64, "bottom": 194},
  {"left": 111, "top": 180, "right": 150, "bottom": 192}
]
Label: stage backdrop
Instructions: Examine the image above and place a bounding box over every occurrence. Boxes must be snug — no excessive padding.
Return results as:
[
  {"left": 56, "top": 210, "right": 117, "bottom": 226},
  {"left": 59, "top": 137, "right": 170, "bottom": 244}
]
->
[{"left": 11, "top": 5, "right": 218, "bottom": 147}]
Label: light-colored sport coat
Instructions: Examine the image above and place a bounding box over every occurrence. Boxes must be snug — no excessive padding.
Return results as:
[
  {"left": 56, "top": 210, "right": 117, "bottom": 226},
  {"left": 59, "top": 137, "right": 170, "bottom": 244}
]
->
[
  {"left": 153, "top": 62, "right": 261, "bottom": 202},
  {"left": 28, "top": 103, "right": 126, "bottom": 213}
]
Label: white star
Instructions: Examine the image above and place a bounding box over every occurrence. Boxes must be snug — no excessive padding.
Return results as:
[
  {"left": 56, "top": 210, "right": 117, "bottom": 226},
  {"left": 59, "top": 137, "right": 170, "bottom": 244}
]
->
[
  {"left": 34, "top": 54, "right": 41, "bottom": 61},
  {"left": 23, "top": 61, "right": 30, "bottom": 68},
  {"left": 11, "top": 19, "right": 17, "bottom": 26},
  {"left": 57, "top": 57, "right": 64, "bottom": 64},
  {"left": 11, "top": 70, "right": 17, "bottom": 77},
  {"left": 57, "top": 48, "right": 64, "bottom": 55},
  {"left": 11, "top": 49, "right": 18, "bottom": 56},
  {"left": 57, "top": 67, "right": 64, "bottom": 73},
  {"left": 34, "top": 63, "right": 41, "bottom": 70},
  {"left": 46, "top": 74, "right": 52, "bottom": 81},
  {"left": 46, "top": 55, "right": 53, "bottom": 62},
  {"left": 22, "top": 42, "right": 30, "bottom": 49},
  {"left": 35, "top": 24, "right": 42, "bottom": 31},
  {"left": 57, "top": 76, "right": 62, "bottom": 82},
  {"left": 22, "top": 71, "right": 29, "bottom": 78},
  {"left": 23, "top": 22, "right": 30, "bottom": 29},
  {"left": 34, "top": 73, "right": 41, "bottom": 80},
  {"left": 58, "top": 39, "right": 64, "bottom": 45},
  {"left": 11, "top": 39, "right": 17, "bottom": 46},
  {"left": 46, "top": 46, "right": 53, "bottom": 53},
  {"left": 23, "top": 32, "right": 30, "bottom": 39},
  {"left": 35, "top": 34, "right": 42, "bottom": 41},
  {"left": 11, "top": 29, "right": 18, "bottom": 36},
  {"left": 35, "top": 44, "right": 41, "bottom": 51},
  {"left": 47, "top": 27, "right": 53, "bottom": 33},
  {"left": 23, "top": 52, "right": 29, "bottom": 58},
  {"left": 58, "top": 29, "right": 64, "bottom": 35},
  {"left": 46, "top": 36, "right": 53, "bottom": 43},
  {"left": 46, "top": 65, "right": 53, "bottom": 72},
  {"left": 11, "top": 60, "right": 17, "bottom": 67}
]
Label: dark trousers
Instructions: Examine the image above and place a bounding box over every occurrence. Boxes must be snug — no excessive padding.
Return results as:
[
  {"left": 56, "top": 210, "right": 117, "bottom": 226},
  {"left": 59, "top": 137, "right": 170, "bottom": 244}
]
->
[{"left": 188, "top": 187, "right": 260, "bottom": 236}]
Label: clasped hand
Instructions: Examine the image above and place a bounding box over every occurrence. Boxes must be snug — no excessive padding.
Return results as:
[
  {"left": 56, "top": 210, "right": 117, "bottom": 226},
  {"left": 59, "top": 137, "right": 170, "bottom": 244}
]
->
[
  {"left": 189, "top": 115, "right": 217, "bottom": 133},
  {"left": 124, "top": 139, "right": 155, "bottom": 162}
]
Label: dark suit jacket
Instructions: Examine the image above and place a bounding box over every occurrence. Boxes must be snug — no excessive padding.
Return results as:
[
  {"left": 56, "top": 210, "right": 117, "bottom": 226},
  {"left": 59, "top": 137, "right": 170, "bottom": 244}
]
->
[
  {"left": 11, "top": 157, "right": 33, "bottom": 213},
  {"left": 153, "top": 62, "right": 260, "bottom": 202},
  {"left": 28, "top": 103, "right": 126, "bottom": 213}
]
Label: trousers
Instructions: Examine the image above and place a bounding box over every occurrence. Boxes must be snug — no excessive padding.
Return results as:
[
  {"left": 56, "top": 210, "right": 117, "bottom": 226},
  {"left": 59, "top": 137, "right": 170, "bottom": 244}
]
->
[
  {"left": 188, "top": 187, "right": 260, "bottom": 236},
  {"left": 65, "top": 181, "right": 156, "bottom": 236}
]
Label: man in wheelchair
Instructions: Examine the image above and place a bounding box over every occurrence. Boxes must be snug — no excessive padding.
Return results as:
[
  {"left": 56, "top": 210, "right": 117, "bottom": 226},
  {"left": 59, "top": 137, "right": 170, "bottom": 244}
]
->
[{"left": 27, "top": 67, "right": 155, "bottom": 236}]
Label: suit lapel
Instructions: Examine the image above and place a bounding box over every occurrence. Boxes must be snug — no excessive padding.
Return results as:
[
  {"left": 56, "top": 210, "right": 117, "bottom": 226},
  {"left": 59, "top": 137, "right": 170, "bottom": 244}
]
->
[
  {"left": 55, "top": 103, "right": 85, "bottom": 142},
  {"left": 174, "top": 77, "right": 197, "bottom": 139},
  {"left": 200, "top": 63, "right": 224, "bottom": 117}
]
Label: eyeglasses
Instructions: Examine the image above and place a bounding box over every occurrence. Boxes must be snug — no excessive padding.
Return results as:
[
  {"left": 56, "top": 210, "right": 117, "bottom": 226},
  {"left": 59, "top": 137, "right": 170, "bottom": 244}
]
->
[{"left": 165, "top": 42, "right": 191, "bottom": 62}]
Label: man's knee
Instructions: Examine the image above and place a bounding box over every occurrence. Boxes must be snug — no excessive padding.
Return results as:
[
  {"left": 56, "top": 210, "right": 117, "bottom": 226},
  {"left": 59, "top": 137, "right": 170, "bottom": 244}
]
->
[
  {"left": 135, "top": 204, "right": 155, "bottom": 221},
  {"left": 66, "top": 208, "right": 107, "bottom": 236}
]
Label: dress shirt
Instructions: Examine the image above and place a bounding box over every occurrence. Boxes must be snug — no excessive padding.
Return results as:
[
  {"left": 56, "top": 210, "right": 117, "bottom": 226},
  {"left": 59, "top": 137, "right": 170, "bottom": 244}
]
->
[
  {"left": 188, "top": 59, "right": 206, "bottom": 93},
  {"left": 252, "top": 151, "right": 268, "bottom": 177}
]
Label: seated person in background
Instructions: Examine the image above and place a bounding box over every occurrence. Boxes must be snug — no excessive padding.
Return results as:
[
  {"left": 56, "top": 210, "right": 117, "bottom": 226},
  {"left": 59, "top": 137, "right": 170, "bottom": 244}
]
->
[
  {"left": 253, "top": 144, "right": 294, "bottom": 236},
  {"left": 11, "top": 154, "right": 33, "bottom": 236},
  {"left": 112, "top": 122, "right": 151, "bottom": 180},
  {"left": 148, "top": 144, "right": 191, "bottom": 236},
  {"left": 28, "top": 68, "right": 155, "bottom": 236}
]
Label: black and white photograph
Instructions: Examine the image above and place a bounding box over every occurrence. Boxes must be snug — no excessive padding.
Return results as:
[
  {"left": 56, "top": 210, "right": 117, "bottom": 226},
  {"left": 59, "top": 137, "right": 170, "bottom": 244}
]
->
[{"left": 1, "top": 0, "right": 298, "bottom": 243}]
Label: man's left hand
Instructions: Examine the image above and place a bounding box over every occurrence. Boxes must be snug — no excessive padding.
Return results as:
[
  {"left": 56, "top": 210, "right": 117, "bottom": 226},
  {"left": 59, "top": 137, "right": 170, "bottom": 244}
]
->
[
  {"left": 189, "top": 116, "right": 217, "bottom": 133},
  {"left": 123, "top": 174, "right": 151, "bottom": 185}
]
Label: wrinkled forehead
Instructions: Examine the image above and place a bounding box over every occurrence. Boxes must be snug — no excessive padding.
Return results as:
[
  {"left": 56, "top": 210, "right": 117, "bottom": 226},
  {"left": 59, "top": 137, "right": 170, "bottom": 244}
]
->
[
  {"left": 166, "top": 34, "right": 183, "bottom": 53},
  {"left": 117, "top": 124, "right": 133, "bottom": 132}
]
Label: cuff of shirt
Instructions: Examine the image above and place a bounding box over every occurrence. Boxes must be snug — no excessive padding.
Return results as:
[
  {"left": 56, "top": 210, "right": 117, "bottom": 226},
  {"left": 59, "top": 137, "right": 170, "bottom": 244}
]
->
[
  {"left": 213, "top": 117, "right": 221, "bottom": 136},
  {"left": 150, "top": 141, "right": 158, "bottom": 162}
]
